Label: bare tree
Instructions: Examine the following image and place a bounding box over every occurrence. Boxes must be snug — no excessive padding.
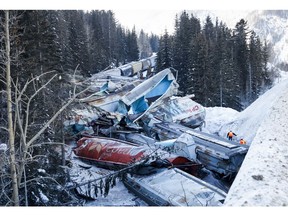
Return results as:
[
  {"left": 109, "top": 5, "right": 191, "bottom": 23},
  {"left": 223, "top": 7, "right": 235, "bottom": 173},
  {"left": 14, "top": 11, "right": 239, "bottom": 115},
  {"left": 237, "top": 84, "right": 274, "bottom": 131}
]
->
[
  {"left": 4, "top": 10, "right": 19, "bottom": 206},
  {"left": 1, "top": 10, "right": 92, "bottom": 206}
]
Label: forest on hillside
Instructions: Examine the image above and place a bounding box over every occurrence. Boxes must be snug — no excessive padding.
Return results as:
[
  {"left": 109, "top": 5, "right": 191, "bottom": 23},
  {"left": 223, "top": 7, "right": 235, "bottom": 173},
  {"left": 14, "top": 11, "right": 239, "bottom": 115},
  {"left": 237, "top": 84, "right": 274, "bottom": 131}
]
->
[
  {"left": 0, "top": 10, "right": 276, "bottom": 206},
  {"left": 157, "top": 11, "right": 276, "bottom": 111}
]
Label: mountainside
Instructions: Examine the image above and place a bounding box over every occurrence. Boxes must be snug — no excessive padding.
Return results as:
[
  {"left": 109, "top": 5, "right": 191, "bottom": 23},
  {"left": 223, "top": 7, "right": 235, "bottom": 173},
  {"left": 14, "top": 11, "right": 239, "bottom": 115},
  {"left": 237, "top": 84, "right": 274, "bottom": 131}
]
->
[{"left": 247, "top": 10, "right": 288, "bottom": 67}]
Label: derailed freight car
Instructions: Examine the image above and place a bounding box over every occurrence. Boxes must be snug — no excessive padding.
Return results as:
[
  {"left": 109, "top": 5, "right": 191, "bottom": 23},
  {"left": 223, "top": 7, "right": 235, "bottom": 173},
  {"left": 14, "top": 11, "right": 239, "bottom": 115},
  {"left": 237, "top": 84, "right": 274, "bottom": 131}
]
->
[
  {"left": 73, "top": 136, "right": 203, "bottom": 176},
  {"left": 147, "top": 122, "right": 248, "bottom": 181},
  {"left": 123, "top": 168, "right": 226, "bottom": 206},
  {"left": 144, "top": 95, "right": 206, "bottom": 129},
  {"left": 117, "top": 68, "right": 179, "bottom": 122},
  {"left": 119, "top": 64, "right": 134, "bottom": 77}
]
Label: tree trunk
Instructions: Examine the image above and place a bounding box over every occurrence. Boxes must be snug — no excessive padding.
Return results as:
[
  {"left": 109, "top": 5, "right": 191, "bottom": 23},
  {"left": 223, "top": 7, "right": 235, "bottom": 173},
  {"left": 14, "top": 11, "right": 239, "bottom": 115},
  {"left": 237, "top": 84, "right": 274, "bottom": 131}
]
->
[{"left": 5, "top": 10, "right": 20, "bottom": 206}]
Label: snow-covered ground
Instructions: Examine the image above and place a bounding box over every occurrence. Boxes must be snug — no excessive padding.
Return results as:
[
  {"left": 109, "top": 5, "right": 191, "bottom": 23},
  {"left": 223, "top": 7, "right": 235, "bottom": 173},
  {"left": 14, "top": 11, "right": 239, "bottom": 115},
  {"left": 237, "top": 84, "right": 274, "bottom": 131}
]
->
[
  {"left": 200, "top": 72, "right": 288, "bottom": 207},
  {"left": 203, "top": 106, "right": 239, "bottom": 135},
  {"left": 222, "top": 78, "right": 288, "bottom": 206},
  {"left": 217, "top": 77, "right": 288, "bottom": 145}
]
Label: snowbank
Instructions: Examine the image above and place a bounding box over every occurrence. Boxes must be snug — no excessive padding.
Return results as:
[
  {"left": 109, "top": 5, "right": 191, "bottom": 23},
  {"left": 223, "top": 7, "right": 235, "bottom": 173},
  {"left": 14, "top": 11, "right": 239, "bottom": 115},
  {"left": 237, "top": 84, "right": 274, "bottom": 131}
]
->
[
  {"left": 224, "top": 79, "right": 288, "bottom": 206},
  {"left": 218, "top": 78, "right": 288, "bottom": 144},
  {"left": 204, "top": 107, "right": 239, "bottom": 134}
]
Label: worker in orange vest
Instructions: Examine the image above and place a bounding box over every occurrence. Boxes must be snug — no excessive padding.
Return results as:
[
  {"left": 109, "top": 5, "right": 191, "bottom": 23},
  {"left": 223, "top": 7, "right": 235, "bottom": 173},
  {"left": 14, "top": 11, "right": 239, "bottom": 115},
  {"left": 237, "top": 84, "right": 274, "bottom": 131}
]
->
[
  {"left": 239, "top": 138, "right": 247, "bottom": 145},
  {"left": 227, "top": 130, "right": 237, "bottom": 141}
]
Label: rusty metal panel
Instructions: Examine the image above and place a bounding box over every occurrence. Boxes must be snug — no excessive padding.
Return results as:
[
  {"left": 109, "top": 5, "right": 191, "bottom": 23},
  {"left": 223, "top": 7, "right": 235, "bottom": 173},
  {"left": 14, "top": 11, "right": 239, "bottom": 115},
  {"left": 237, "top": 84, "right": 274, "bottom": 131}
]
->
[{"left": 74, "top": 137, "right": 150, "bottom": 167}]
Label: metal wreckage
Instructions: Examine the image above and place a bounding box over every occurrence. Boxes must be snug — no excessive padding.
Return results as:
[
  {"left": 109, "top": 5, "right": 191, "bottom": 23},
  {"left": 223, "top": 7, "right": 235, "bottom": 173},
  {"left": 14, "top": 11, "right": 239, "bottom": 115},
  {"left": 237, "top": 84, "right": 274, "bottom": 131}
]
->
[{"left": 64, "top": 55, "right": 248, "bottom": 206}]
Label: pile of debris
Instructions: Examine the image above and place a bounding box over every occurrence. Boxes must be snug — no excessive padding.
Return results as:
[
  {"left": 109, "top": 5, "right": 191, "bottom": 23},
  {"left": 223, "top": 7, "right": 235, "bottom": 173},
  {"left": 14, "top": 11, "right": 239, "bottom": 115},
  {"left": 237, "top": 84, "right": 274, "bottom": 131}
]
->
[{"left": 63, "top": 56, "right": 248, "bottom": 206}]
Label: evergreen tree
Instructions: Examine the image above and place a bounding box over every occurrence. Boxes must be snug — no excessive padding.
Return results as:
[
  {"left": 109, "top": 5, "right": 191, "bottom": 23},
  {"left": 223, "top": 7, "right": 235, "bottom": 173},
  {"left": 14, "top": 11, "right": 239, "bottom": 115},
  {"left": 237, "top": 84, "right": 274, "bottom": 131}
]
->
[
  {"left": 202, "top": 16, "right": 217, "bottom": 106},
  {"left": 149, "top": 33, "right": 159, "bottom": 53},
  {"left": 233, "top": 19, "right": 249, "bottom": 106},
  {"left": 86, "top": 10, "right": 110, "bottom": 73},
  {"left": 125, "top": 27, "right": 139, "bottom": 63},
  {"left": 15, "top": 10, "right": 66, "bottom": 133},
  {"left": 54, "top": 10, "right": 70, "bottom": 73},
  {"left": 115, "top": 25, "right": 127, "bottom": 66},
  {"left": 262, "top": 40, "right": 273, "bottom": 88},
  {"left": 66, "top": 10, "right": 90, "bottom": 76},
  {"left": 173, "top": 11, "right": 200, "bottom": 95},
  {"left": 156, "top": 29, "right": 173, "bottom": 71},
  {"left": 215, "top": 22, "right": 241, "bottom": 110},
  {"left": 248, "top": 31, "right": 263, "bottom": 102},
  {"left": 102, "top": 10, "right": 118, "bottom": 64},
  {"left": 188, "top": 33, "right": 208, "bottom": 105},
  {"left": 138, "top": 29, "right": 152, "bottom": 59},
  {"left": 18, "top": 11, "right": 62, "bottom": 78}
]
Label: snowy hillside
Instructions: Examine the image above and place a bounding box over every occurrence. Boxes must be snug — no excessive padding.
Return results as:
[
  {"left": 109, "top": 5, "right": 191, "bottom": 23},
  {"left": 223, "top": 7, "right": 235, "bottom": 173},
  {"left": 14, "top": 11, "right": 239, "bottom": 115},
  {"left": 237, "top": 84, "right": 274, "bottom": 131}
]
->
[
  {"left": 223, "top": 77, "right": 288, "bottom": 206},
  {"left": 203, "top": 70, "right": 288, "bottom": 145},
  {"left": 199, "top": 73, "right": 288, "bottom": 206},
  {"left": 216, "top": 77, "right": 288, "bottom": 144},
  {"left": 247, "top": 10, "right": 288, "bottom": 66},
  {"left": 186, "top": 10, "right": 251, "bottom": 29}
]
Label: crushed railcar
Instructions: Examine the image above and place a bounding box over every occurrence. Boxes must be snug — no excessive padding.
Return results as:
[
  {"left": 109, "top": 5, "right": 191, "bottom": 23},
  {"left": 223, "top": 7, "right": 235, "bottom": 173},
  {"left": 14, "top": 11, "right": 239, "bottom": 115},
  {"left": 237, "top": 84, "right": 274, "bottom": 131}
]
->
[
  {"left": 143, "top": 94, "right": 206, "bottom": 129},
  {"left": 73, "top": 136, "right": 204, "bottom": 177},
  {"left": 145, "top": 121, "right": 248, "bottom": 181},
  {"left": 123, "top": 168, "right": 226, "bottom": 206},
  {"left": 117, "top": 68, "right": 179, "bottom": 122}
]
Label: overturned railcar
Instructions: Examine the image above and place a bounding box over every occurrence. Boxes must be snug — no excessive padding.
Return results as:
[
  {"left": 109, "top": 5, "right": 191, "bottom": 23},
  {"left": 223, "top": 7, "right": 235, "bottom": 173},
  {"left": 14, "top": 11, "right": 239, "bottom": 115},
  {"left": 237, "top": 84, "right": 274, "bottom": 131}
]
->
[
  {"left": 73, "top": 136, "right": 203, "bottom": 176},
  {"left": 123, "top": 168, "right": 226, "bottom": 206},
  {"left": 145, "top": 95, "right": 206, "bottom": 129},
  {"left": 117, "top": 68, "right": 179, "bottom": 121},
  {"left": 147, "top": 55, "right": 157, "bottom": 68},
  {"left": 147, "top": 122, "right": 248, "bottom": 181},
  {"left": 140, "top": 59, "right": 151, "bottom": 71}
]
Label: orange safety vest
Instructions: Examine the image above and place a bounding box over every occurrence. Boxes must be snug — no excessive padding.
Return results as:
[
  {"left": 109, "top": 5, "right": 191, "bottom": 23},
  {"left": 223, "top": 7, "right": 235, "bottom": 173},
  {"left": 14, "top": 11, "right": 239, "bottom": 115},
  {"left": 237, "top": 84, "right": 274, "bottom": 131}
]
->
[
  {"left": 228, "top": 132, "right": 234, "bottom": 137},
  {"left": 240, "top": 139, "right": 246, "bottom": 145}
]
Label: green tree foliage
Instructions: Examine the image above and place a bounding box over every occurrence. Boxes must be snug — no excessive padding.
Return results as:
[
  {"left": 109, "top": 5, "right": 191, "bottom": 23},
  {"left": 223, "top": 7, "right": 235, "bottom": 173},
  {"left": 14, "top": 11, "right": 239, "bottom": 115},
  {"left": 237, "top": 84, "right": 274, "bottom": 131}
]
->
[
  {"left": 66, "top": 10, "right": 90, "bottom": 76},
  {"left": 157, "top": 12, "right": 274, "bottom": 111},
  {"left": 149, "top": 33, "right": 160, "bottom": 53},
  {"left": 86, "top": 10, "right": 120, "bottom": 72},
  {"left": 173, "top": 12, "right": 201, "bottom": 95},
  {"left": 156, "top": 29, "right": 173, "bottom": 71},
  {"left": 233, "top": 19, "right": 250, "bottom": 106},
  {"left": 138, "top": 29, "right": 153, "bottom": 59},
  {"left": 125, "top": 27, "right": 139, "bottom": 63}
]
